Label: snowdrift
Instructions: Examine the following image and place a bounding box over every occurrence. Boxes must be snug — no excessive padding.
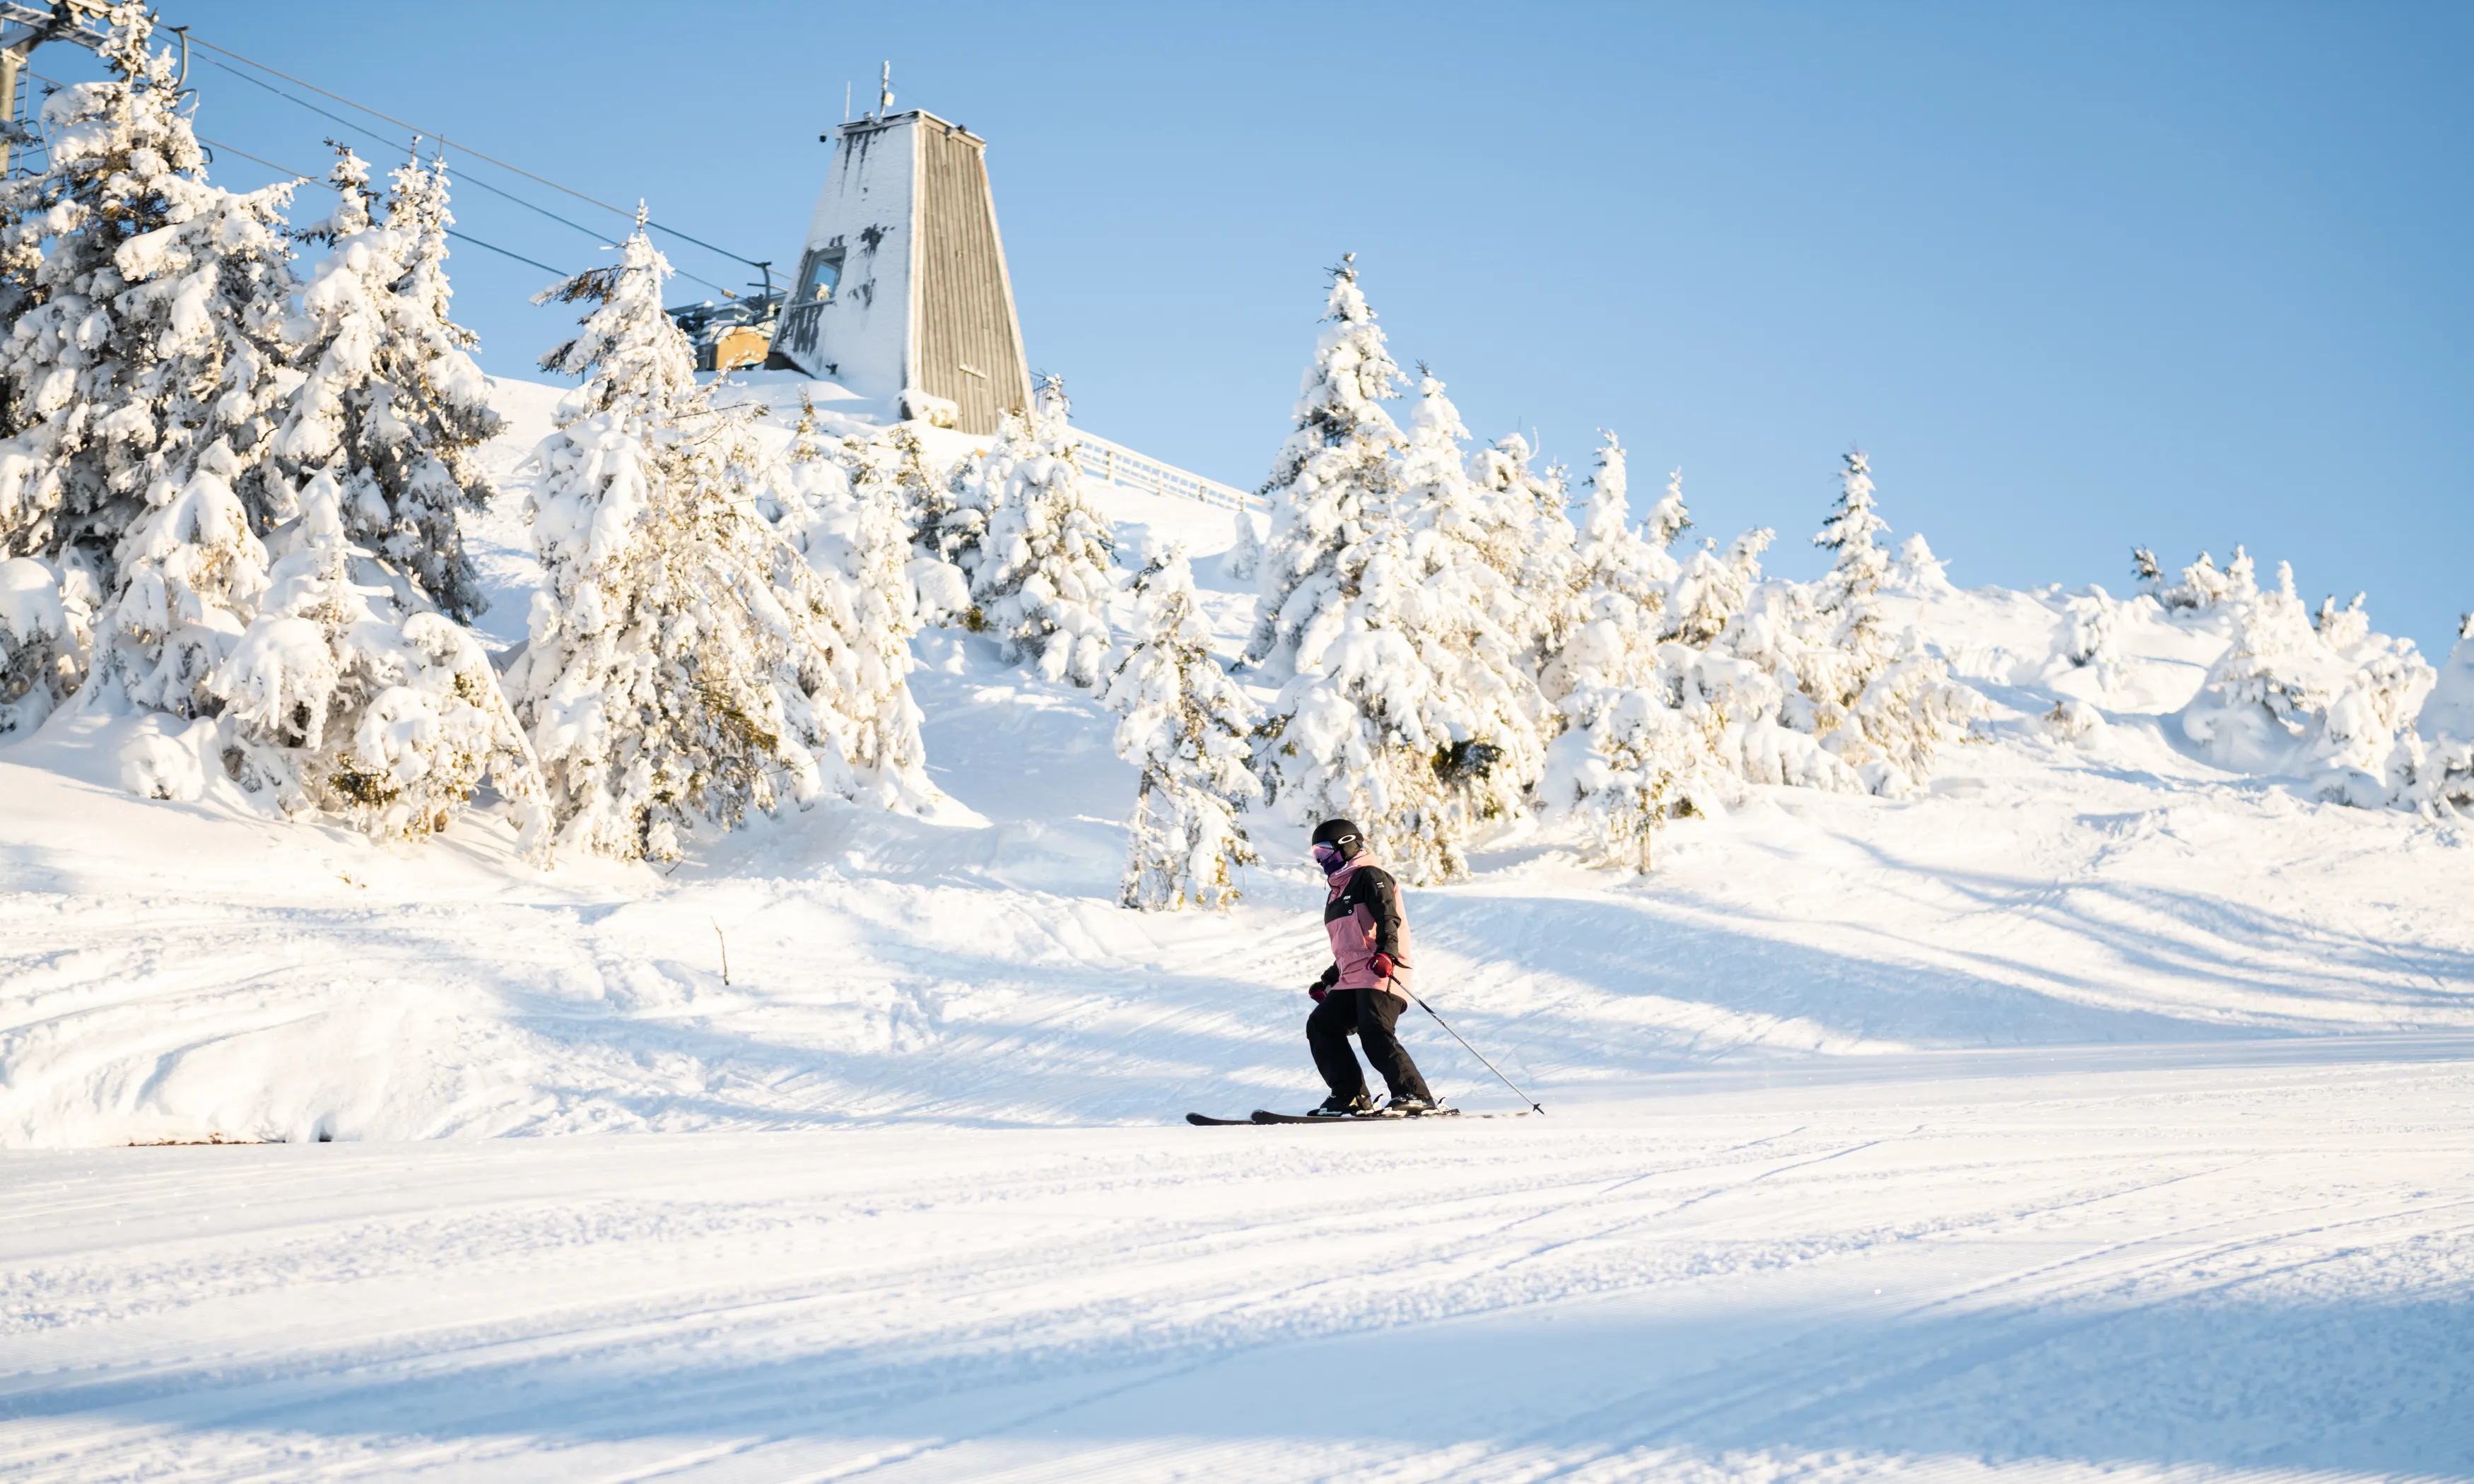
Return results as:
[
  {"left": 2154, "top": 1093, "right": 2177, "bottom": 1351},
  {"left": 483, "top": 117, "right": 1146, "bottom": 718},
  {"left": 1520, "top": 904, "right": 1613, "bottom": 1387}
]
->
[{"left": 1, "top": 380, "right": 2469, "bottom": 1148}]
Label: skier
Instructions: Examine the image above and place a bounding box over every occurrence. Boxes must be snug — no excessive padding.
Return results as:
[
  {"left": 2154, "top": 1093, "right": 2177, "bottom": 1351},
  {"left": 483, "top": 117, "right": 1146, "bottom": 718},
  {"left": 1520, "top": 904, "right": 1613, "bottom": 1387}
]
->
[{"left": 1303, "top": 818, "right": 1441, "bottom": 1116}]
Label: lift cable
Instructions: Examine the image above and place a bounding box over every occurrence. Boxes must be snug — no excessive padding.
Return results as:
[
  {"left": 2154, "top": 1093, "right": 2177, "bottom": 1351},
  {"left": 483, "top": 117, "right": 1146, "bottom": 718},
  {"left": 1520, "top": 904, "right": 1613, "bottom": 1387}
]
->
[
  {"left": 183, "top": 57, "right": 742, "bottom": 298},
  {"left": 192, "top": 132, "right": 573, "bottom": 279},
  {"left": 184, "top": 33, "right": 771, "bottom": 275}
]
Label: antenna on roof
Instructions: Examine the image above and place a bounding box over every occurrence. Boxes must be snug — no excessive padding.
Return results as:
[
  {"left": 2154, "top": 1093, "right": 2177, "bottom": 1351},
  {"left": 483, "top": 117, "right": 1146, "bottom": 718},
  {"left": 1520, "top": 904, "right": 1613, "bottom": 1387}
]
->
[{"left": 878, "top": 61, "right": 893, "bottom": 118}]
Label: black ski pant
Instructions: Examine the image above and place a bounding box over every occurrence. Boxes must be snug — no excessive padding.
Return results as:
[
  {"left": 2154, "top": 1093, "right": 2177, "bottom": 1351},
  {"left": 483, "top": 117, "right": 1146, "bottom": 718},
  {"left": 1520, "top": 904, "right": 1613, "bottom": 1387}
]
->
[{"left": 1307, "top": 986, "right": 1433, "bottom": 1103}]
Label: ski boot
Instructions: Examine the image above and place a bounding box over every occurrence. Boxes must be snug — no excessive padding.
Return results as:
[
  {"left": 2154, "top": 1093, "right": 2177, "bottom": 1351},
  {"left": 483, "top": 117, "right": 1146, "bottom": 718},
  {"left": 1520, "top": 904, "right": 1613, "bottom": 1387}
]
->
[{"left": 1307, "top": 1090, "right": 1373, "bottom": 1117}]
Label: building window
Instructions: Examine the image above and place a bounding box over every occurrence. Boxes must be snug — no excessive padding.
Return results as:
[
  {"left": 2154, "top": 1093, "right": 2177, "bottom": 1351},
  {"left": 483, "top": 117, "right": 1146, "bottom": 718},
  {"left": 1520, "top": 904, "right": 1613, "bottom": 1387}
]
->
[{"left": 795, "top": 247, "right": 846, "bottom": 305}]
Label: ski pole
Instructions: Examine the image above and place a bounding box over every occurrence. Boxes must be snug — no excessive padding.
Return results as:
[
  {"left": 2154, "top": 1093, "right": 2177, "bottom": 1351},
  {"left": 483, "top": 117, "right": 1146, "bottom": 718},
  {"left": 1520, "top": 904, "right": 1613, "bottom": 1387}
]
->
[{"left": 1412, "top": 994, "right": 1544, "bottom": 1114}]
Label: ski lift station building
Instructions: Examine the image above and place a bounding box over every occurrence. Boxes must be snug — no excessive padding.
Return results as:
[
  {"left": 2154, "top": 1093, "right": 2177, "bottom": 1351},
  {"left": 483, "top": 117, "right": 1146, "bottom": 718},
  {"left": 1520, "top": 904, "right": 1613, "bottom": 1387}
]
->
[
  {"left": 768, "top": 107, "right": 1031, "bottom": 438},
  {"left": 669, "top": 95, "right": 1253, "bottom": 510}
]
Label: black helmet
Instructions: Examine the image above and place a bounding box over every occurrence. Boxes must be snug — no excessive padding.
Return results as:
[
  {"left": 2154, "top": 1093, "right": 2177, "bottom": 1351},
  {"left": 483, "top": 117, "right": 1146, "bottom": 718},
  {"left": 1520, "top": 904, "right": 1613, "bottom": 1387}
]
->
[{"left": 1311, "top": 819, "right": 1366, "bottom": 859}]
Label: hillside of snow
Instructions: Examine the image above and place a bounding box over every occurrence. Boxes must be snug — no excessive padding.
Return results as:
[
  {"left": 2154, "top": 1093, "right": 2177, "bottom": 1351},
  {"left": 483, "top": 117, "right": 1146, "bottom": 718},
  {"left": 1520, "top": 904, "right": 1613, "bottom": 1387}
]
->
[
  {"left": 1, "top": 377, "right": 2468, "bottom": 1150},
  {"left": 6, "top": 379, "right": 2473, "bottom": 1483}
]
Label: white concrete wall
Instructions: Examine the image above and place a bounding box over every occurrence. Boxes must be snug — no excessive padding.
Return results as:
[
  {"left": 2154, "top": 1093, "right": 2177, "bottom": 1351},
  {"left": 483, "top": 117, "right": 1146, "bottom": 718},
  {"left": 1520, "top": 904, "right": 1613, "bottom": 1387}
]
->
[{"left": 773, "top": 116, "right": 918, "bottom": 403}]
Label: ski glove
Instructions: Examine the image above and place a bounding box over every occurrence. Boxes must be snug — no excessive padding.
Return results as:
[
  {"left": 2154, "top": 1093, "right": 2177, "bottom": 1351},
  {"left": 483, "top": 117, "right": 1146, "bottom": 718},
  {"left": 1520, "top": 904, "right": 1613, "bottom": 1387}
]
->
[
  {"left": 1308, "top": 983, "right": 1327, "bottom": 1003},
  {"left": 1371, "top": 953, "right": 1395, "bottom": 980}
]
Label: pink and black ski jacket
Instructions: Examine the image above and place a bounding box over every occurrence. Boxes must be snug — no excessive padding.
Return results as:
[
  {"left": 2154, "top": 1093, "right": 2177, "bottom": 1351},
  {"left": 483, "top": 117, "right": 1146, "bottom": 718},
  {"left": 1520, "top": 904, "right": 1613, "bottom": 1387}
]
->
[{"left": 1312, "top": 857, "right": 1414, "bottom": 1003}]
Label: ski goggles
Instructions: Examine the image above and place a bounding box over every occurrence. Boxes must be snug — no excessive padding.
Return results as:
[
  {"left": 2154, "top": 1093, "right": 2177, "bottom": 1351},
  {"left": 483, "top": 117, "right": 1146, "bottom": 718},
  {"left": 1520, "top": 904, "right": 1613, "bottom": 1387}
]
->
[{"left": 1311, "top": 843, "right": 1349, "bottom": 873}]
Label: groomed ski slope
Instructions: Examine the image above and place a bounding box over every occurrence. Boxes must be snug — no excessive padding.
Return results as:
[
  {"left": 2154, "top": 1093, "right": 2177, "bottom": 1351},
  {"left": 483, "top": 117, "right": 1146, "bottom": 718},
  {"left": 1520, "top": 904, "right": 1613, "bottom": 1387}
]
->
[
  {"left": 1, "top": 379, "right": 2470, "bottom": 1479},
  {"left": 5, "top": 1046, "right": 2470, "bottom": 1480}
]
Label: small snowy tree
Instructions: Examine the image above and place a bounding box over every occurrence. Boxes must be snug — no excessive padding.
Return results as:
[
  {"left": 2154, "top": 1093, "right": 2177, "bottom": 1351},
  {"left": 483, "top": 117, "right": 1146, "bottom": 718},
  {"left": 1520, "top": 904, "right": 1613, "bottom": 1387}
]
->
[
  {"left": 1540, "top": 685, "right": 1712, "bottom": 873},
  {"left": 1106, "top": 542, "right": 1260, "bottom": 909},
  {"left": 843, "top": 424, "right": 971, "bottom": 628},
  {"left": 0, "top": 553, "right": 95, "bottom": 734},
  {"left": 1886, "top": 533, "right": 1954, "bottom": 595},
  {"left": 1643, "top": 467, "right": 1692, "bottom": 550},
  {"left": 1798, "top": 448, "right": 1896, "bottom": 715},
  {"left": 2415, "top": 613, "right": 2474, "bottom": 813},
  {"left": 0, "top": 5, "right": 298, "bottom": 720},
  {"left": 1545, "top": 432, "right": 1680, "bottom": 700},
  {"left": 2176, "top": 559, "right": 2432, "bottom": 804},
  {"left": 1667, "top": 528, "right": 1772, "bottom": 649},
  {"left": 1222, "top": 509, "right": 1263, "bottom": 582},
  {"left": 1244, "top": 255, "right": 1405, "bottom": 679},
  {"left": 2140, "top": 546, "right": 2256, "bottom": 613},
  {"left": 968, "top": 376, "right": 1115, "bottom": 686},
  {"left": 216, "top": 471, "right": 545, "bottom": 843}
]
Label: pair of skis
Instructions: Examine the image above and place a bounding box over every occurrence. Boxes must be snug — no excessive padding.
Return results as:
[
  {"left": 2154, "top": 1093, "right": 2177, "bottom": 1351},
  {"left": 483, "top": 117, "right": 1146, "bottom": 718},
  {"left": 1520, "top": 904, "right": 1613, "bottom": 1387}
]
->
[{"left": 1187, "top": 1107, "right": 1532, "bottom": 1126}]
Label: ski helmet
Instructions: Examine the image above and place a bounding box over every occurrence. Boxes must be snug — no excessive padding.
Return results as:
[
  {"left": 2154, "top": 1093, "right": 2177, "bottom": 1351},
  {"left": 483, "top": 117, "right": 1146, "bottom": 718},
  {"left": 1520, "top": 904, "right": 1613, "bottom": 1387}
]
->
[{"left": 1311, "top": 819, "right": 1366, "bottom": 860}]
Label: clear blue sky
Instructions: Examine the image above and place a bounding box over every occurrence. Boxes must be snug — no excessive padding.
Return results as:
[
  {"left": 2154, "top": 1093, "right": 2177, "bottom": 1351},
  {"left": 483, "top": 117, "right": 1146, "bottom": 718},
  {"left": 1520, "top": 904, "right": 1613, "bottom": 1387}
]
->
[{"left": 33, "top": 2, "right": 2473, "bottom": 654}]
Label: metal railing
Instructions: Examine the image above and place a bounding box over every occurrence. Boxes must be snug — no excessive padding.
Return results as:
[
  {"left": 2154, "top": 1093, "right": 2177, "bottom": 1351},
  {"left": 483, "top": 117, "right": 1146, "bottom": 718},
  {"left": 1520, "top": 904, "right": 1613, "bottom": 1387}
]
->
[{"left": 1069, "top": 432, "right": 1261, "bottom": 513}]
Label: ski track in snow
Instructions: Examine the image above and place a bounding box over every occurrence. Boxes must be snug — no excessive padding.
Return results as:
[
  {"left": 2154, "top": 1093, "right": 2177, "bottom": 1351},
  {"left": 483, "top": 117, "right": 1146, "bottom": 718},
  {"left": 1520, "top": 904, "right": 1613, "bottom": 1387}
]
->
[
  {"left": 1, "top": 1054, "right": 2470, "bottom": 1480},
  {"left": 1, "top": 380, "right": 2470, "bottom": 1477}
]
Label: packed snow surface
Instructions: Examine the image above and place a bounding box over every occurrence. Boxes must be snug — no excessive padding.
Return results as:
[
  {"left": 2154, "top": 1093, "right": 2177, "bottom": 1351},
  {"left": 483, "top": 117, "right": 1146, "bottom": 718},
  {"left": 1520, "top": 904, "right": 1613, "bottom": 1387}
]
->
[
  {"left": 1, "top": 378, "right": 2470, "bottom": 1478},
  {"left": 4, "top": 1047, "right": 2470, "bottom": 1480}
]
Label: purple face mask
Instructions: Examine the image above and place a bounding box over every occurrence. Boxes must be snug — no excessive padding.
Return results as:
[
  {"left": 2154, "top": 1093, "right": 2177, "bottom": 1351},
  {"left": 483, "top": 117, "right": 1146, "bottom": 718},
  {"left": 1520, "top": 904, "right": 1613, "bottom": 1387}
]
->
[{"left": 1312, "top": 844, "right": 1347, "bottom": 875}]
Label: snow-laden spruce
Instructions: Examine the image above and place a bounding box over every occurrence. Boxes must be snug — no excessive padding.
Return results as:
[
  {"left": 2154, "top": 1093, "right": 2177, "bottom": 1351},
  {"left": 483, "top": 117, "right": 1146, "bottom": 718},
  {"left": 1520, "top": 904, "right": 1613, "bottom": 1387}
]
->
[
  {"left": 1466, "top": 430, "right": 1581, "bottom": 676},
  {"left": 272, "top": 146, "right": 503, "bottom": 624},
  {"left": 1243, "top": 256, "right": 1405, "bottom": 681},
  {"left": 770, "top": 406, "right": 934, "bottom": 813},
  {"left": 2174, "top": 558, "right": 2432, "bottom": 806},
  {"left": 0, "top": 4, "right": 295, "bottom": 722},
  {"left": 1221, "top": 510, "right": 1263, "bottom": 582},
  {"left": 207, "top": 146, "right": 544, "bottom": 841},
  {"left": 1543, "top": 434, "right": 1680, "bottom": 700},
  {"left": 839, "top": 423, "right": 973, "bottom": 629},
  {"left": 1537, "top": 435, "right": 1714, "bottom": 868},
  {"left": 508, "top": 227, "right": 929, "bottom": 860},
  {"left": 217, "top": 471, "right": 546, "bottom": 843},
  {"left": 966, "top": 377, "right": 1115, "bottom": 686},
  {"left": 2415, "top": 614, "right": 2474, "bottom": 813},
  {"left": 1248, "top": 298, "right": 1544, "bottom": 881},
  {"left": 1106, "top": 542, "right": 1260, "bottom": 909}
]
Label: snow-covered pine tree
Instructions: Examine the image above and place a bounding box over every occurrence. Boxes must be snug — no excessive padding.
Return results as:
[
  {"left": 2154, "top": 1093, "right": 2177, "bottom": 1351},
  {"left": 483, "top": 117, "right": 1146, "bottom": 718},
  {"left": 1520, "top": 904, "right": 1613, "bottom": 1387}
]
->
[
  {"left": 2415, "top": 613, "right": 2474, "bottom": 813},
  {"left": 1222, "top": 508, "right": 1263, "bottom": 582},
  {"left": 2171, "top": 557, "right": 2432, "bottom": 806},
  {"left": 2141, "top": 546, "right": 2255, "bottom": 613},
  {"left": 209, "top": 146, "right": 543, "bottom": 840},
  {"left": 271, "top": 146, "right": 504, "bottom": 623},
  {"left": 0, "top": 4, "right": 298, "bottom": 721},
  {"left": 968, "top": 375, "right": 1115, "bottom": 686},
  {"left": 216, "top": 469, "right": 545, "bottom": 842},
  {"left": 773, "top": 419, "right": 934, "bottom": 811},
  {"left": 1243, "top": 255, "right": 1405, "bottom": 680},
  {"left": 1466, "top": 430, "right": 1581, "bottom": 673},
  {"left": 1799, "top": 447, "right": 1896, "bottom": 718},
  {"left": 1886, "top": 533, "right": 1954, "bottom": 595},
  {"left": 0, "top": 553, "right": 95, "bottom": 735},
  {"left": 1545, "top": 432, "right": 1680, "bottom": 700},
  {"left": 1643, "top": 467, "right": 1692, "bottom": 551},
  {"left": 1540, "top": 685, "right": 1711, "bottom": 873},
  {"left": 1536, "top": 437, "right": 1716, "bottom": 868},
  {"left": 1262, "top": 519, "right": 1482, "bottom": 882},
  {"left": 1257, "top": 365, "right": 1545, "bottom": 882},
  {"left": 1106, "top": 542, "right": 1260, "bottom": 909},
  {"left": 1666, "top": 528, "right": 1772, "bottom": 649},
  {"left": 1394, "top": 374, "right": 1547, "bottom": 828},
  {"left": 845, "top": 424, "right": 973, "bottom": 628},
  {"left": 510, "top": 225, "right": 920, "bottom": 859}
]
